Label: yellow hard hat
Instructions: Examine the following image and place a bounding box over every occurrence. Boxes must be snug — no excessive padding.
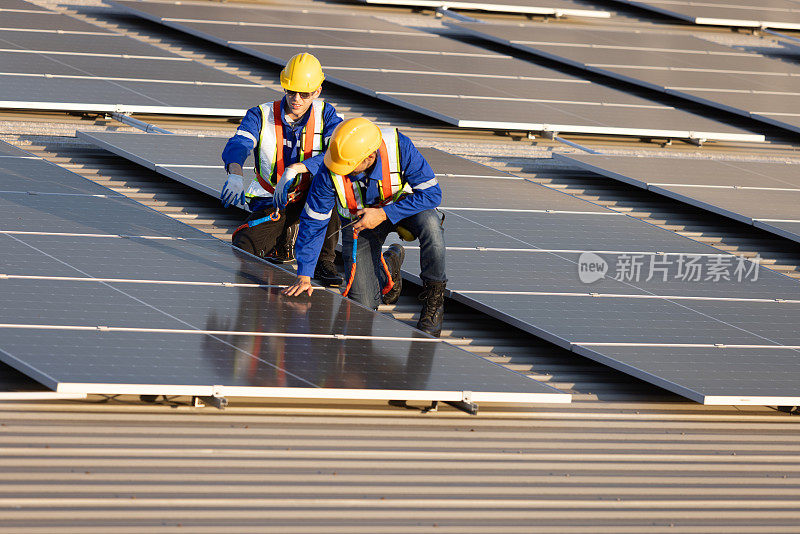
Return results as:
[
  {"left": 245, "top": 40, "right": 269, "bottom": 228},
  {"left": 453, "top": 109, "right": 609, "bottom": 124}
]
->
[
  {"left": 280, "top": 53, "right": 325, "bottom": 92},
  {"left": 324, "top": 118, "right": 382, "bottom": 175}
]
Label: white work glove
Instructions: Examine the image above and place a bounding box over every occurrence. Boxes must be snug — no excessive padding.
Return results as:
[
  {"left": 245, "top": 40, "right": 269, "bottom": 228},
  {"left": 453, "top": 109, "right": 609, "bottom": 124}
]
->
[
  {"left": 220, "top": 173, "right": 246, "bottom": 208},
  {"left": 273, "top": 167, "right": 300, "bottom": 211}
]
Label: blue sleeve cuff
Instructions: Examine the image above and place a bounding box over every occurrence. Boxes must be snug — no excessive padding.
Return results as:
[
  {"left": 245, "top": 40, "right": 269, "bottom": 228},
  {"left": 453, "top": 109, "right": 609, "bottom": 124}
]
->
[
  {"left": 383, "top": 204, "right": 401, "bottom": 224},
  {"left": 302, "top": 153, "right": 325, "bottom": 176}
]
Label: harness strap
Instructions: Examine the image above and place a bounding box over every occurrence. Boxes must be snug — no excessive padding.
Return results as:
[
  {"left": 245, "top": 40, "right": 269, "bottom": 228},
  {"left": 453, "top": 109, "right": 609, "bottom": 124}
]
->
[
  {"left": 231, "top": 212, "right": 280, "bottom": 240},
  {"left": 341, "top": 228, "right": 395, "bottom": 299}
]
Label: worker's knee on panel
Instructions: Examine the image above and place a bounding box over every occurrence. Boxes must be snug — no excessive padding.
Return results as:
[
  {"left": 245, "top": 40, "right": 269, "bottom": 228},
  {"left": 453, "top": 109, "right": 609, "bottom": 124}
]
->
[
  {"left": 413, "top": 210, "right": 444, "bottom": 247},
  {"left": 232, "top": 230, "right": 258, "bottom": 257}
]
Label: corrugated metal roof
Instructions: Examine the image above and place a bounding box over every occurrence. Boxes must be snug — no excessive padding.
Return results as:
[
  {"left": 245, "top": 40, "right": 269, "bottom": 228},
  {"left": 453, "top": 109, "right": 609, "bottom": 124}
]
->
[{"left": 1, "top": 400, "right": 798, "bottom": 532}]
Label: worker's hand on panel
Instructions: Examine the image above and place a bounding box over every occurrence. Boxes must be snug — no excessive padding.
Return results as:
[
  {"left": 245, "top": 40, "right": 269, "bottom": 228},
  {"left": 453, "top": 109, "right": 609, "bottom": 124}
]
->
[
  {"left": 220, "top": 173, "right": 246, "bottom": 208},
  {"left": 353, "top": 207, "right": 386, "bottom": 233},
  {"left": 274, "top": 164, "right": 305, "bottom": 210},
  {"left": 282, "top": 275, "right": 314, "bottom": 297}
]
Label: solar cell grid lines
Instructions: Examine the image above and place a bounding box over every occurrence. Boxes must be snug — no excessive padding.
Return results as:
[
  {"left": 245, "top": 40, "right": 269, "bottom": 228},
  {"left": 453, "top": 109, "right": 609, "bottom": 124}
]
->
[
  {"left": 112, "top": 0, "right": 765, "bottom": 143},
  {"left": 353, "top": 0, "right": 612, "bottom": 18},
  {"left": 556, "top": 153, "right": 800, "bottom": 243},
  {"left": 0, "top": 0, "right": 281, "bottom": 115},
  {"left": 0, "top": 143, "right": 566, "bottom": 406},
  {"left": 609, "top": 0, "right": 800, "bottom": 30},
  {"left": 455, "top": 21, "right": 800, "bottom": 135}
]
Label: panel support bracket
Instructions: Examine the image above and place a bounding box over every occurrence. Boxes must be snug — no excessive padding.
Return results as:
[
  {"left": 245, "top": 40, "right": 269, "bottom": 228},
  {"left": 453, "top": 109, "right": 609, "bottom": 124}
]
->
[
  {"left": 194, "top": 387, "right": 228, "bottom": 410},
  {"left": 687, "top": 136, "right": 706, "bottom": 147}
]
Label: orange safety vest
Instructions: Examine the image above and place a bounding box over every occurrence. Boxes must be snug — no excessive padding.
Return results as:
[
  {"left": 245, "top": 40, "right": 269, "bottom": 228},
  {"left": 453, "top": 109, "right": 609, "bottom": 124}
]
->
[
  {"left": 247, "top": 99, "right": 325, "bottom": 199},
  {"left": 330, "top": 128, "right": 409, "bottom": 219}
]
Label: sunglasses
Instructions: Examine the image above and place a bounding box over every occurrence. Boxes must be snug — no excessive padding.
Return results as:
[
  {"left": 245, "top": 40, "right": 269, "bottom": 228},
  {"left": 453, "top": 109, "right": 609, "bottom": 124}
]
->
[{"left": 285, "top": 89, "right": 315, "bottom": 99}]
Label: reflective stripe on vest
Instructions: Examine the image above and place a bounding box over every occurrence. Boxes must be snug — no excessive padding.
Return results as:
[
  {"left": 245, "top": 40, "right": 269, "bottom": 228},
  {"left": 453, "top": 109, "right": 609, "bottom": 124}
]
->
[
  {"left": 330, "top": 128, "right": 408, "bottom": 220},
  {"left": 246, "top": 99, "right": 325, "bottom": 199}
]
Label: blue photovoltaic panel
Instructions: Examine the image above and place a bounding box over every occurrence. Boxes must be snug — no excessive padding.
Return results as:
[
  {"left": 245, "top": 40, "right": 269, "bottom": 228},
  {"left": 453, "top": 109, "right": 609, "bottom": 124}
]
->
[
  {"left": 111, "top": 0, "right": 765, "bottom": 143},
  {"left": 77, "top": 131, "right": 609, "bottom": 213},
  {"left": 73, "top": 130, "right": 800, "bottom": 405},
  {"left": 556, "top": 153, "right": 800, "bottom": 244},
  {"left": 572, "top": 345, "right": 800, "bottom": 405},
  {"left": 454, "top": 21, "right": 800, "bottom": 135},
  {"left": 0, "top": 0, "right": 280, "bottom": 116},
  {"left": 0, "top": 152, "right": 565, "bottom": 405},
  {"left": 608, "top": 0, "right": 800, "bottom": 30}
]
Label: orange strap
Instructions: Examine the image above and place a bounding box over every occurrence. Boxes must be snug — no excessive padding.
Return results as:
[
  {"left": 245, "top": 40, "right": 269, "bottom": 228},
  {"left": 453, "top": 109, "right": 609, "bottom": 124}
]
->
[
  {"left": 273, "top": 100, "right": 285, "bottom": 177},
  {"left": 301, "top": 107, "right": 315, "bottom": 162},
  {"left": 341, "top": 228, "right": 394, "bottom": 298},
  {"left": 378, "top": 140, "right": 393, "bottom": 201},
  {"left": 379, "top": 254, "right": 394, "bottom": 296},
  {"left": 340, "top": 140, "right": 395, "bottom": 216}
]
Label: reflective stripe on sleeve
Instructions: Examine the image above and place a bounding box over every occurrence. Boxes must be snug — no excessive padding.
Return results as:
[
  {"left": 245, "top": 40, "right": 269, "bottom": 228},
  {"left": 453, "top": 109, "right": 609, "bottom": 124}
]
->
[
  {"left": 414, "top": 177, "right": 438, "bottom": 191},
  {"left": 235, "top": 129, "right": 257, "bottom": 144},
  {"left": 304, "top": 203, "right": 332, "bottom": 220}
]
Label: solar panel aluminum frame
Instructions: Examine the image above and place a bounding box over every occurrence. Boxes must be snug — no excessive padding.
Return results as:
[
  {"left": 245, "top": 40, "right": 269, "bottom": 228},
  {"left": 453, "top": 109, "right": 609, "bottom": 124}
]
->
[
  {"left": 111, "top": 1, "right": 766, "bottom": 144},
  {"left": 0, "top": 99, "right": 251, "bottom": 117},
  {"left": 355, "top": 0, "right": 611, "bottom": 18},
  {"left": 611, "top": 0, "right": 800, "bottom": 30},
  {"left": 0, "top": 327, "right": 569, "bottom": 405}
]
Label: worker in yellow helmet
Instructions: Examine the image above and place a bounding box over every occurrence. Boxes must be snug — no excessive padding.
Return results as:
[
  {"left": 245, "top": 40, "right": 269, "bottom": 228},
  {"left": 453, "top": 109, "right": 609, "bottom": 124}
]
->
[
  {"left": 283, "top": 118, "right": 447, "bottom": 337},
  {"left": 221, "top": 53, "right": 343, "bottom": 286}
]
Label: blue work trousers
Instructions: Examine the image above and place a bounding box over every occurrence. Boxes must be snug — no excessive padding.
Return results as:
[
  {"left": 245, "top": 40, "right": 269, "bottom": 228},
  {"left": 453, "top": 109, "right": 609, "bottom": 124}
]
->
[{"left": 341, "top": 209, "right": 446, "bottom": 309}]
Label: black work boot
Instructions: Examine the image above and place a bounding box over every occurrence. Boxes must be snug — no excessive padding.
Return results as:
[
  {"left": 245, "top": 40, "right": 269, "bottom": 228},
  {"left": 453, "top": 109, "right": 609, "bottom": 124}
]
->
[
  {"left": 416, "top": 280, "right": 446, "bottom": 337},
  {"left": 381, "top": 244, "right": 405, "bottom": 305},
  {"left": 314, "top": 259, "right": 344, "bottom": 287}
]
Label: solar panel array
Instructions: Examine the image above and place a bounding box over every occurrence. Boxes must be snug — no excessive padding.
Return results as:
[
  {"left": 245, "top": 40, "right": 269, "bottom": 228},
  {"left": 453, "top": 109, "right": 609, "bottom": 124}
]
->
[
  {"left": 0, "top": 140, "right": 567, "bottom": 405},
  {"left": 77, "top": 131, "right": 800, "bottom": 405},
  {"left": 354, "top": 0, "right": 611, "bottom": 18},
  {"left": 0, "top": 0, "right": 279, "bottom": 115},
  {"left": 609, "top": 0, "right": 800, "bottom": 30},
  {"left": 111, "top": 0, "right": 765, "bottom": 143},
  {"left": 555, "top": 153, "right": 800, "bottom": 244},
  {"left": 455, "top": 22, "right": 800, "bottom": 135}
]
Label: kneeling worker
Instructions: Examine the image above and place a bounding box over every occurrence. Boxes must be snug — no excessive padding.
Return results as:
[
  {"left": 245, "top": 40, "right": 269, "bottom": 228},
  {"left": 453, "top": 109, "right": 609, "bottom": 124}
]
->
[
  {"left": 283, "top": 118, "right": 447, "bottom": 337},
  {"left": 220, "top": 52, "right": 343, "bottom": 286}
]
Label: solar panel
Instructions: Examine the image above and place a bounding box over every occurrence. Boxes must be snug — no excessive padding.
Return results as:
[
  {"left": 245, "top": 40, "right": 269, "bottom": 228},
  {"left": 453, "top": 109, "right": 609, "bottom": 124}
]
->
[
  {"left": 454, "top": 21, "right": 800, "bottom": 135},
  {"left": 608, "top": 0, "right": 800, "bottom": 30},
  {"left": 0, "top": 146, "right": 566, "bottom": 406},
  {"left": 74, "top": 133, "right": 800, "bottom": 404},
  {"left": 0, "top": 156, "right": 123, "bottom": 195},
  {"left": 557, "top": 153, "right": 800, "bottom": 244},
  {"left": 111, "top": 0, "right": 765, "bottom": 143},
  {"left": 0, "top": 0, "right": 280, "bottom": 116},
  {"left": 1, "top": 0, "right": 49, "bottom": 10},
  {"left": 573, "top": 345, "right": 800, "bottom": 405},
  {"left": 0, "top": 142, "right": 33, "bottom": 157},
  {"left": 77, "top": 131, "right": 611, "bottom": 212},
  {"left": 755, "top": 220, "right": 800, "bottom": 243},
  {"left": 355, "top": 0, "right": 611, "bottom": 18}
]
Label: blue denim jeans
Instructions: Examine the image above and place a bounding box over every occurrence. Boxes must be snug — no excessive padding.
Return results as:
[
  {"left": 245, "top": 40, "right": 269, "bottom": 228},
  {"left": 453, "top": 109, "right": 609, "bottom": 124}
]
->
[{"left": 341, "top": 209, "right": 446, "bottom": 309}]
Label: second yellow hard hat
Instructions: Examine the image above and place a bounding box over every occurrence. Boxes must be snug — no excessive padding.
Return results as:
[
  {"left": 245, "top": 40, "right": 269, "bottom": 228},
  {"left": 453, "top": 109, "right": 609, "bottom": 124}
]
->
[
  {"left": 280, "top": 53, "right": 325, "bottom": 93},
  {"left": 324, "top": 118, "right": 383, "bottom": 176}
]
